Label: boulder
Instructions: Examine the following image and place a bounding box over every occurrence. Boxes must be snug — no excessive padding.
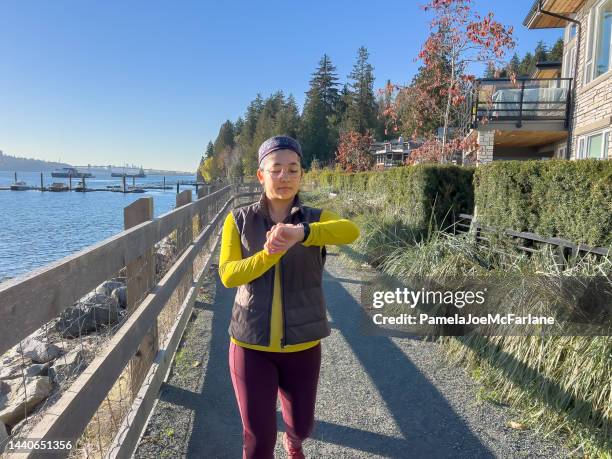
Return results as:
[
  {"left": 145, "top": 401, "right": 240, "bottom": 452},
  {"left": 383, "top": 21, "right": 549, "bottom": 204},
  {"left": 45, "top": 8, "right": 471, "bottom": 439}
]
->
[
  {"left": 0, "top": 421, "right": 8, "bottom": 452},
  {"left": 0, "top": 355, "right": 23, "bottom": 381},
  {"left": 24, "top": 364, "right": 48, "bottom": 378},
  {"left": 155, "top": 237, "right": 177, "bottom": 276},
  {"left": 54, "top": 293, "right": 120, "bottom": 338},
  {"left": 95, "top": 280, "right": 124, "bottom": 297},
  {"left": 7, "top": 416, "right": 28, "bottom": 438},
  {"left": 21, "top": 339, "right": 62, "bottom": 364},
  {"left": 112, "top": 286, "right": 127, "bottom": 309},
  {"left": 0, "top": 377, "right": 53, "bottom": 426},
  {"left": 48, "top": 349, "right": 86, "bottom": 385}
]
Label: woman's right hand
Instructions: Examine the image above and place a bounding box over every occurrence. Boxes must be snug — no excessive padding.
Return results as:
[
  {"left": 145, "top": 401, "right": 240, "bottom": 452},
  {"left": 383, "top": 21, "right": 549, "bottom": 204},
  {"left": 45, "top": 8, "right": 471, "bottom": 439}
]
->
[{"left": 264, "top": 224, "right": 295, "bottom": 254}]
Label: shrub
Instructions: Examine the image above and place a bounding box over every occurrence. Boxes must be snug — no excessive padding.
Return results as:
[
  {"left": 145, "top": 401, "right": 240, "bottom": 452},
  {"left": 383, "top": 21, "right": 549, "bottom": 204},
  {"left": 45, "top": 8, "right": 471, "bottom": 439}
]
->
[
  {"left": 474, "top": 160, "right": 612, "bottom": 247},
  {"left": 305, "top": 164, "right": 475, "bottom": 238}
]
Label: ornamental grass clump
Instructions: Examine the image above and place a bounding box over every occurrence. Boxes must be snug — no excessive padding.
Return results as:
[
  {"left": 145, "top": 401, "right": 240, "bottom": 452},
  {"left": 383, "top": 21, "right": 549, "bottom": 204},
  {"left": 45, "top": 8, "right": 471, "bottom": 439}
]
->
[{"left": 377, "top": 227, "right": 611, "bottom": 457}]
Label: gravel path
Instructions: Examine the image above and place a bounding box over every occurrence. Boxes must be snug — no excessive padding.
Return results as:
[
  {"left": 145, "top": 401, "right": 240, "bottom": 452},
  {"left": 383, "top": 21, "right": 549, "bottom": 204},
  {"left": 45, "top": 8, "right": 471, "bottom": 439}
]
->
[{"left": 134, "top": 245, "right": 571, "bottom": 459}]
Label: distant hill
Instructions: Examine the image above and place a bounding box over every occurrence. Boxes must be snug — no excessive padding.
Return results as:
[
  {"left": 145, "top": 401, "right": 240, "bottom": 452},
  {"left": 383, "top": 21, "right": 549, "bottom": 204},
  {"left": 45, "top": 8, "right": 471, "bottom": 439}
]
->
[{"left": 0, "top": 151, "right": 70, "bottom": 172}]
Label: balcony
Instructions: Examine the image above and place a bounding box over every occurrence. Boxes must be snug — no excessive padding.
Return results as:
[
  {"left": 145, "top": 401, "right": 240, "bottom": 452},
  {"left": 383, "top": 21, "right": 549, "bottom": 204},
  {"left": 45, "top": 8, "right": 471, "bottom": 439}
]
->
[
  {"left": 372, "top": 140, "right": 422, "bottom": 168},
  {"left": 471, "top": 78, "right": 572, "bottom": 129}
]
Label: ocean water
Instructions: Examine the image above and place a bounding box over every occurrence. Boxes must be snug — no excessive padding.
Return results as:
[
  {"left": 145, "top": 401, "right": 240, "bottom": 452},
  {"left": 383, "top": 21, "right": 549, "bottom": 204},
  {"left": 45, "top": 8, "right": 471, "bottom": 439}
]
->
[{"left": 0, "top": 171, "right": 198, "bottom": 283}]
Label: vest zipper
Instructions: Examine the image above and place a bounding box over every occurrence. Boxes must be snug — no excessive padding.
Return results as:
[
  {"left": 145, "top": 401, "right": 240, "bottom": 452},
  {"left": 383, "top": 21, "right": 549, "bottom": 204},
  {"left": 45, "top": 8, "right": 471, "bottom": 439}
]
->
[
  {"left": 268, "top": 264, "right": 274, "bottom": 347},
  {"left": 280, "top": 260, "right": 286, "bottom": 348}
]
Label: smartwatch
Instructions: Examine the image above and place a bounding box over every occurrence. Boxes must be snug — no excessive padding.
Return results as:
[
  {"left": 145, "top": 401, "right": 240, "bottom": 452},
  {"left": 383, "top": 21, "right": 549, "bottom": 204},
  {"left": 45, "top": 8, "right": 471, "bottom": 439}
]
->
[{"left": 301, "top": 222, "right": 311, "bottom": 242}]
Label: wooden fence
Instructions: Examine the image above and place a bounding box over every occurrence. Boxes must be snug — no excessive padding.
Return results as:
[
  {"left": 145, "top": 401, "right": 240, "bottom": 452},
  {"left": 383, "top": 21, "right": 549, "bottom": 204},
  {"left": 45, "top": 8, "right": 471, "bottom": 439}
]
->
[
  {"left": 0, "top": 182, "right": 262, "bottom": 458},
  {"left": 454, "top": 213, "right": 609, "bottom": 267}
]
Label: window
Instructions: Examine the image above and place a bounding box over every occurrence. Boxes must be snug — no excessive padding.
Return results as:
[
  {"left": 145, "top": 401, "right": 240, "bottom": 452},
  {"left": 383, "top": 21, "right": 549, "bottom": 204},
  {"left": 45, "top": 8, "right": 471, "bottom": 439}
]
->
[
  {"left": 558, "top": 145, "right": 567, "bottom": 159},
  {"left": 563, "top": 43, "right": 576, "bottom": 84},
  {"left": 566, "top": 22, "right": 577, "bottom": 42},
  {"left": 577, "top": 129, "right": 610, "bottom": 159},
  {"left": 584, "top": 0, "right": 612, "bottom": 84}
]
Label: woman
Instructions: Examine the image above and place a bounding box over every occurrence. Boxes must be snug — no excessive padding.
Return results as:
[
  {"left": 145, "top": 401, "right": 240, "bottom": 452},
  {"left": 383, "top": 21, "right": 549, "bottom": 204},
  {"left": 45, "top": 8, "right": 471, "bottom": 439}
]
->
[{"left": 218, "top": 135, "right": 360, "bottom": 459}]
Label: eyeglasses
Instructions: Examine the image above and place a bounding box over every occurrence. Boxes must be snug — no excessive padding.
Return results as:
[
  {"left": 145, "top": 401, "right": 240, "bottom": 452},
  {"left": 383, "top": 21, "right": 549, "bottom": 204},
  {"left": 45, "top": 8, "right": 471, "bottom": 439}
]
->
[{"left": 263, "top": 166, "right": 302, "bottom": 178}]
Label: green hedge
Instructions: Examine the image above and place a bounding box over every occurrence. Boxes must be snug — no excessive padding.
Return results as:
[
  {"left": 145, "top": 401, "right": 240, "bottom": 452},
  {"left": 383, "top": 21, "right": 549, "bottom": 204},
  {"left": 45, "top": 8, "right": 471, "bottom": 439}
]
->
[
  {"left": 474, "top": 159, "right": 612, "bottom": 247},
  {"left": 306, "top": 164, "right": 475, "bottom": 234}
]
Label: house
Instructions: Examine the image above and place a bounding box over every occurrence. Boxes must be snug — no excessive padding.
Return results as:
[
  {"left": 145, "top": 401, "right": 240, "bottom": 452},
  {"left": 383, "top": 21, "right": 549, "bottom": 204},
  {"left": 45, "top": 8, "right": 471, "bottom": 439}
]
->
[
  {"left": 465, "top": 0, "right": 611, "bottom": 164},
  {"left": 371, "top": 139, "right": 423, "bottom": 168}
]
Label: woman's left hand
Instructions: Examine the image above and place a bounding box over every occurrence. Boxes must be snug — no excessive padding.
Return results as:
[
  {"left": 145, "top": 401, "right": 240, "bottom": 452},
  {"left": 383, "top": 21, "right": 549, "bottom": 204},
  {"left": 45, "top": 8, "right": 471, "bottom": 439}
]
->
[{"left": 265, "top": 223, "right": 304, "bottom": 254}]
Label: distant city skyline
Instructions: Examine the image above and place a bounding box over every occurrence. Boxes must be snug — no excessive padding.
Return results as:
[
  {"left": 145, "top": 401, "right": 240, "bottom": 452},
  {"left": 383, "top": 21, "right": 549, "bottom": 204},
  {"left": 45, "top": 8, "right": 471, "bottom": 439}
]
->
[{"left": 0, "top": 1, "right": 562, "bottom": 171}]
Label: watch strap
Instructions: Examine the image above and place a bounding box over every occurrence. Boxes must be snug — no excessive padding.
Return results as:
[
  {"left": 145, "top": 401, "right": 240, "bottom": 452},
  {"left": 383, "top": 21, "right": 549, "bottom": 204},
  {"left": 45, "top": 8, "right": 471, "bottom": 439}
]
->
[{"left": 301, "top": 222, "right": 311, "bottom": 242}]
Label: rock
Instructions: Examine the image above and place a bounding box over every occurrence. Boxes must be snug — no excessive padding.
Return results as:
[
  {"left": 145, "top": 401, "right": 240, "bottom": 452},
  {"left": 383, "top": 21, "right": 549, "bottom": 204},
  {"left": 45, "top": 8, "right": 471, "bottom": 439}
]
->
[
  {"left": 0, "top": 377, "right": 53, "bottom": 426},
  {"left": 54, "top": 293, "right": 120, "bottom": 338},
  {"left": 0, "top": 421, "right": 8, "bottom": 452},
  {"left": 0, "top": 355, "right": 23, "bottom": 381},
  {"left": 24, "top": 364, "right": 48, "bottom": 378},
  {"left": 0, "top": 381, "right": 8, "bottom": 396},
  {"left": 95, "top": 280, "right": 124, "bottom": 297},
  {"left": 112, "top": 286, "right": 127, "bottom": 309},
  {"left": 155, "top": 237, "right": 177, "bottom": 277},
  {"left": 8, "top": 416, "right": 28, "bottom": 438},
  {"left": 48, "top": 349, "right": 86, "bottom": 384},
  {"left": 21, "top": 339, "right": 63, "bottom": 364}
]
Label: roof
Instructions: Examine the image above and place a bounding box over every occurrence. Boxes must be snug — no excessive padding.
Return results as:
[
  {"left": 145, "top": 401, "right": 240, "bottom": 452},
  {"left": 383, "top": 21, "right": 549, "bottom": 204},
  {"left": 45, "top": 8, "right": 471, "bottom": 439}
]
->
[
  {"left": 531, "top": 60, "right": 562, "bottom": 78},
  {"left": 523, "top": 0, "right": 584, "bottom": 29}
]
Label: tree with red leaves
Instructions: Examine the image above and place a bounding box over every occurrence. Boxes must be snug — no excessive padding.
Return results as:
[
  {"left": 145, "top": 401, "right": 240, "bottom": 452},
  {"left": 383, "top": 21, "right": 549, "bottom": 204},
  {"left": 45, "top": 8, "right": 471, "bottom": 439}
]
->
[
  {"left": 383, "top": 0, "right": 515, "bottom": 164},
  {"left": 335, "top": 131, "right": 374, "bottom": 172}
]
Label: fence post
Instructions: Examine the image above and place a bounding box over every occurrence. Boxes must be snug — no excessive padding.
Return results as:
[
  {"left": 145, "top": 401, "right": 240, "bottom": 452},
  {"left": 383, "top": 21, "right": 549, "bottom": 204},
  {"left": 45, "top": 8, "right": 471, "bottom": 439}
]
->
[
  {"left": 175, "top": 190, "right": 194, "bottom": 309},
  {"left": 516, "top": 79, "right": 526, "bottom": 128},
  {"left": 176, "top": 190, "right": 193, "bottom": 251},
  {"left": 124, "top": 197, "right": 157, "bottom": 400},
  {"left": 197, "top": 187, "right": 206, "bottom": 232}
]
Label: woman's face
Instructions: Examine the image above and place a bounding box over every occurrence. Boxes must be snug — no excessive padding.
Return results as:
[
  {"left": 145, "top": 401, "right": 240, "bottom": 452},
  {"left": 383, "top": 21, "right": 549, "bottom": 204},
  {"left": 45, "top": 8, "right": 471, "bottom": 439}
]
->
[{"left": 256, "top": 149, "right": 303, "bottom": 200}]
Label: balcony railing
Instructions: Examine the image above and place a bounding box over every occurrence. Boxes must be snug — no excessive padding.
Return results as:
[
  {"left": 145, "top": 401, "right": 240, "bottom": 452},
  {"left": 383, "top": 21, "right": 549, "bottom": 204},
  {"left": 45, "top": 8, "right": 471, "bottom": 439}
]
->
[
  {"left": 471, "top": 78, "right": 572, "bottom": 128},
  {"left": 375, "top": 141, "right": 417, "bottom": 153}
]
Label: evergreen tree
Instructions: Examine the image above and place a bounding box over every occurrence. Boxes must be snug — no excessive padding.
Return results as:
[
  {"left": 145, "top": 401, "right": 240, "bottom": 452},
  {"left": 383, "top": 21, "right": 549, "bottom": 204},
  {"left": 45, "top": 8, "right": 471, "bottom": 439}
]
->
[
  {"left": 507, "top": 53, "right": 521, "bottom": 76},
  {"left": 243, "top": 94, "right": 264, "bottom": 142},
  {"left": 484, "top": 61, "right": 496, "bottom": 78},
  {"left": 197, "top": 155, "right": 205, "bottom": 181},
  {"left": 276, "top": 94, "right": 300, "bottom": 138},
  {"left": 345, "top": 46, "right": 377, "bottom": 135},
  {"left": 239, "top": 95, "right": 264, "bottom": 175},
  {"left": 518, "top": 52, "right": 535, "bottom": 76},
  {"left": 213, "top": 120, "right": 235, "bottom": 156},
  {"left": 234, "top": 116, "right": 244, "bottom": 138},
  {"left": 334, "top": 84, "right": 351, "bottom": 126},
  {"left": 252, "top": 104, "right": 277, "bottom": 166},
  {"left": 534, "top": 41, "right": 548, "bottom": 63},
  {"left": 300, "top": 86, "right": 333, "bottom": 168},
  {"left": 548, "top": 38, "right": 564, "bottom": 62},
  {"left": 309, "top": 54, "right": 340, "bottom": 118},
  {"left": 204, "top": 141, "right": 214, "bottom": 159}
]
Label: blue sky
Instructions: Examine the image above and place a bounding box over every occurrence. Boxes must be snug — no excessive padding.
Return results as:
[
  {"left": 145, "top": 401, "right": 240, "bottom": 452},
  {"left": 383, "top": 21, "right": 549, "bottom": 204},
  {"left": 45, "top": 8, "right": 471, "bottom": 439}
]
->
[{"left": 0, "top": 1, "right": 562, "bottom": 172}]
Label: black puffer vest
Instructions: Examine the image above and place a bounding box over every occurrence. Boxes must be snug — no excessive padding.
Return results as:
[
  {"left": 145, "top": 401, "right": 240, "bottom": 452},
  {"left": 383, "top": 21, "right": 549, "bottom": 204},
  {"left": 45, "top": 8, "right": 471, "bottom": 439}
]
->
[{"left": 228, "top": 191, "right": 330, "bottom": 347}]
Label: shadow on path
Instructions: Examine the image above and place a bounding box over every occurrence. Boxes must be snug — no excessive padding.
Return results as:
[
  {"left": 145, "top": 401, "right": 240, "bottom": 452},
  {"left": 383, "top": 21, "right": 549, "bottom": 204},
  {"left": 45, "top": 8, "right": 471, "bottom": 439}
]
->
[{"left": 317, "top": 268, "right": 494, "bottom": 458}]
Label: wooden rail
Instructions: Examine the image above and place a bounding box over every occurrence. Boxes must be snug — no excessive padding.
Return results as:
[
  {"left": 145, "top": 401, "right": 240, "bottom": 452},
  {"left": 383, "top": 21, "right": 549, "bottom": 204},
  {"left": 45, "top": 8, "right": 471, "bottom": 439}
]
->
[
  {"left": 0, "top": 182, "right": 262, "bottom": 458},
  {"left": 454, "top": 214, "right": 610, "bottom": 264}
]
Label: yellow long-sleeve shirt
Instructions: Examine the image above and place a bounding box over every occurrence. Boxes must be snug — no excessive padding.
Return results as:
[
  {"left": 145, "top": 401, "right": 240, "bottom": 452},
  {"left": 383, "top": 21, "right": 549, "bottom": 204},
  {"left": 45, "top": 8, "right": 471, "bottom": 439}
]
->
[{"left": 219, "top": 208, "right": 360, "bottom": 352}]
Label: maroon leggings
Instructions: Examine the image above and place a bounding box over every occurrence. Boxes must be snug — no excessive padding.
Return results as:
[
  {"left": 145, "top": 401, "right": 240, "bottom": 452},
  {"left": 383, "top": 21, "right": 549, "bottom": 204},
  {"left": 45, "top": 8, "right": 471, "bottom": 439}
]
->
[{"left": 229, "top": 341, "right": 322, "bottom": 459}]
